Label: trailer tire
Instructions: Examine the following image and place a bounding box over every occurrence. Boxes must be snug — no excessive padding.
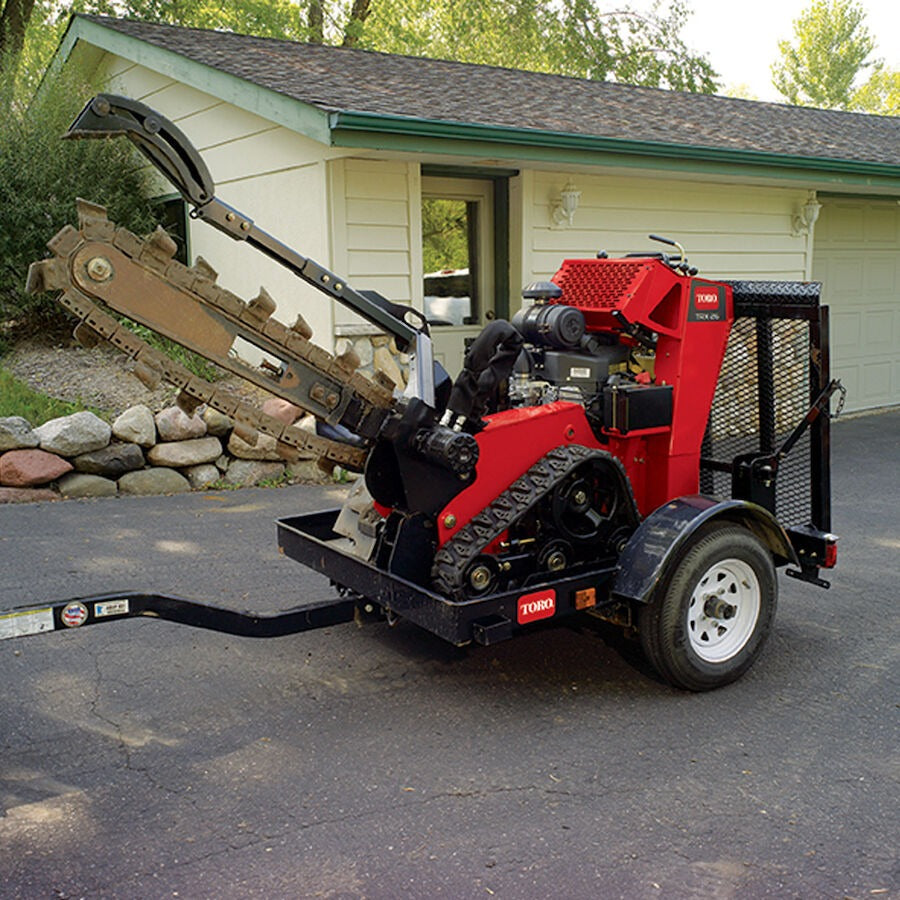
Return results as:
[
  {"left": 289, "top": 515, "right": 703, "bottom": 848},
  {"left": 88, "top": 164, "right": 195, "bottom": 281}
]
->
[{"left": 638, "top": 524, "right": 777, "bottom": 691}]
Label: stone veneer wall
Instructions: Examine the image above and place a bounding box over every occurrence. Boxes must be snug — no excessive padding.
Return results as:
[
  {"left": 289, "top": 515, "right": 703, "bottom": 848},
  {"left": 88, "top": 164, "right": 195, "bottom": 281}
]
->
[{"left": 334, "top": 333, "right": 409, "bottom": 393}]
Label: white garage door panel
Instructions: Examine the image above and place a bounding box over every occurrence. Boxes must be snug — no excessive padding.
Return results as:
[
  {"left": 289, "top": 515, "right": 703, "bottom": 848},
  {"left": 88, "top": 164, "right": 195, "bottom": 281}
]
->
[
  {"left": 813, "top": 201, "right": 900, "bottom": 412},
  {"left": 865, "top": 310, "right": 896, "bottom": 355},
  {"left": 831, "top": 309, "right": 860, "bottom": 349}
]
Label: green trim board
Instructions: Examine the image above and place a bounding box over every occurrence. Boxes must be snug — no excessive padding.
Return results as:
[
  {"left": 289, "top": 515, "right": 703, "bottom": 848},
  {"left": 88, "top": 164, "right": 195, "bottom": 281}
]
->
[
  {"left": 58, "top": 17, "right": 332, "bottom": 144},
  {"left": 332, "top": 112, "right": 900, "bottom": 189},
  {"left": 422, "top": 164, "right": 520, "bottom": 179}
]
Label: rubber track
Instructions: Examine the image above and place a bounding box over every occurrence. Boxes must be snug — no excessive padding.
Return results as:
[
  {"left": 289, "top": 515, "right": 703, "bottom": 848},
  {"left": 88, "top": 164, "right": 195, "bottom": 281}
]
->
[
  {"left": 28, "top": 202, "right": 397, "bottom": 470},
  {"left": 432, "top": 444, "right": 614, "bottom": 600}
]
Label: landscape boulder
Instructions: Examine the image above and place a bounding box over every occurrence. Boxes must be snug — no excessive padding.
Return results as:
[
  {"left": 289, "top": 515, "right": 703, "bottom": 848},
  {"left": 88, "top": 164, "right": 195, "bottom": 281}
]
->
[
  {"left": 183, "top": 463, "right": 220, "bottom": 489},
  {"left": 0, "top": 449, "right": 73, "bottom": 487},
  {"left": 202, "top": 407, "right": 233, "bottom": 437},
  {"left": 118, "top": 468, "right": 191, "bottom": 495},
  {"left": 112, "top": 405, "right": 157, "bottom": 448},
  {"left": 155, "top": 407, "right": 206, "bottom": 442},
  {"left": 223, "top": 459, "right": 285, "bottom": 487},
  {"left": 58, "top": 472, "right": 118, "bottom": 499},
  {"left": 0, "top": 417, "right": 40, "bottom": 452},
  {"left": 227, "top": 431, "right": 283, "bottom": 461},
  {"left": 0, "top": 486, "right": 59, "bottom": 504},
  {"left": 146, "top": 437, "right": 223, "bottom": 468},
  {"left": 34, "top": 411, "right": 111, "bottom": 457},
  {"left": 74, "top": 442, "right": 145, "bottom": 478},
  {"left": 261, "top": 398, "right": 302, "bottom": 426},
  {"left": 373, "top": 345, "right": 405, "bottom": 390}
]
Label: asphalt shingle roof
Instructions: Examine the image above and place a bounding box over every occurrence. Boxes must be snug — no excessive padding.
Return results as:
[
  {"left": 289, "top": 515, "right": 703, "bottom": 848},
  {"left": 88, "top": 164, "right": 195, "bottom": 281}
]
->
[{"left": 80, "top": 15, "right": 899, "bottom": 168}]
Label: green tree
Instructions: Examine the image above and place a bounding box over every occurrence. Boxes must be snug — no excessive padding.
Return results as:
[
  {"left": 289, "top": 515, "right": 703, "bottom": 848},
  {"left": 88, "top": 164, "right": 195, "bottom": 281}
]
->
[
  {"left": 41, "top": 1, "right": 717, "bottom": 92},
  {"left": 850, "top": 65, "right": 900, "bottom": 116},
  {"left": 0, "top": 60, "right": 156, "bottom": 338},
  {"left": 422, "top": 199, "right": 469, "bottom": 274},
  {"left": 771, "top": 0, "right": 876, "bottom": 109},
  {"left": 363, "top": 0, "right": 718, "bottom": 91}
]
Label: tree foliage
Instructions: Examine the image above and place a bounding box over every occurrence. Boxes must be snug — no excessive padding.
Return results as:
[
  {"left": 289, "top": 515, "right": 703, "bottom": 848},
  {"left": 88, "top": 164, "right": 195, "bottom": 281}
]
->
[
  {"left": 0, "top": 61, "right": 157, "bottom": 336},
  {"left": 849, "top": 66, "right": 900, "bottom": 116},
  {"left": 16, "top": 1, "right": 718, "bottom": 94},
  {"left": 357, "top": 0, "right": 717, "bottom": 91},
  {"left": 422, "top": 199, "right": 469, "bottom": 274},
  {"left": 770, "top": 0, "right": 887, "bottom": 111}
]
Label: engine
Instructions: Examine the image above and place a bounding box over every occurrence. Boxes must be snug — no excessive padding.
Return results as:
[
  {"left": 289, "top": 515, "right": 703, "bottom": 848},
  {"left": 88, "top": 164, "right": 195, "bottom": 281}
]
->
[{"left": 508, "top": 283, "right": 632, "bottom": 413}]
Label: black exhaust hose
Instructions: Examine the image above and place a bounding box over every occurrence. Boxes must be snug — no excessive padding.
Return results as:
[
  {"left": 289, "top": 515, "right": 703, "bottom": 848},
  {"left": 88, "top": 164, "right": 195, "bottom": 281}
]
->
[{"left": 447, "top": 320, "right": 524, "bottom": 430}]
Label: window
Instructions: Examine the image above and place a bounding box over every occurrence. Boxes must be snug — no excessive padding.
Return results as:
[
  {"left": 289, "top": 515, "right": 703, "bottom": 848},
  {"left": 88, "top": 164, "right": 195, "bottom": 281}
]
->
[{"left": 422, "top": 197, "right": 481, "bottom": 326}]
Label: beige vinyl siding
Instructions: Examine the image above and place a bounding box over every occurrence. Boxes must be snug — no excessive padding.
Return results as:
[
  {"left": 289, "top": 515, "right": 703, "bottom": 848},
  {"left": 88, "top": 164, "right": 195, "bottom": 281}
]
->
[
  {"left": 812, "top": 199, "right": 900, "bottom": 411},
  {"left": 330, "top": 158, "right": 420, "bottom": 330},
  {"left": 524, "top": 172, "right": 809, "bottom": 298}
]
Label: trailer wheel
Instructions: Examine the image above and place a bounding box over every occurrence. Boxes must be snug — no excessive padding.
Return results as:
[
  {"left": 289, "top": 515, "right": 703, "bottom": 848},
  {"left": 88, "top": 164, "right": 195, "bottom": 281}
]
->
[{"left": 638, "top": 524, "right": 777, "bottom": 691}]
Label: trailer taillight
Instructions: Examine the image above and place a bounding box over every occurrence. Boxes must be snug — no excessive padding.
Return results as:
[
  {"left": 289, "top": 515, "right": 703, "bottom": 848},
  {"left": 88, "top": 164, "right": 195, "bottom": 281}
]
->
[{"left": 823, "top": 538, "right": 838, "bottom": 569}]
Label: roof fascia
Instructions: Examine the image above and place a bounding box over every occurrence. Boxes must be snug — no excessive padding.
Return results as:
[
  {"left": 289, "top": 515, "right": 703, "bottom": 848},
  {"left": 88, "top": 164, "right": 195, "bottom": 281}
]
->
[
  {"left": 331, "top": 111, "right": 900, "bottom": 191},
  {"left": 57, "top": 16, "right": 332, "bottom": 144}
]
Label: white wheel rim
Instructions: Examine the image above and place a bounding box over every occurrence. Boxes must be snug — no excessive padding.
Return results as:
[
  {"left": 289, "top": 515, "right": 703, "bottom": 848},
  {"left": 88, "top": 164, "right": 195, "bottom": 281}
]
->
[{"left": 686, "top": 558, "right": 760, "bottom": 663}]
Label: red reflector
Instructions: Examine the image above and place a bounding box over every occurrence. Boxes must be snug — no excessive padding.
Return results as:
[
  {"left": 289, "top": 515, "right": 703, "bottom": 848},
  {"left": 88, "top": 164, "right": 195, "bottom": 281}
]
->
[
  {"left": 823, "top": 541, "right": 838, "bottom": 568},
  {"left": 517, "top": 589, "right": 556, "bottom": 625}
]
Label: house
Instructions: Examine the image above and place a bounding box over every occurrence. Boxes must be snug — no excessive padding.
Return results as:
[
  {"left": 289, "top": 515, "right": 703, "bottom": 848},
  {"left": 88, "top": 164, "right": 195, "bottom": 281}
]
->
[{"left": 54, "top": 14, "right": 900, "bottom": 410}]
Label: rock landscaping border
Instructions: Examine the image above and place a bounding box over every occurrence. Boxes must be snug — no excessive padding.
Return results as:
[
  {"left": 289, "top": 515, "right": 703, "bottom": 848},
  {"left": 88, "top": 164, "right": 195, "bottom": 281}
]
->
[{"left": 0, "top": 398, "right": 340, "bottom": 503}]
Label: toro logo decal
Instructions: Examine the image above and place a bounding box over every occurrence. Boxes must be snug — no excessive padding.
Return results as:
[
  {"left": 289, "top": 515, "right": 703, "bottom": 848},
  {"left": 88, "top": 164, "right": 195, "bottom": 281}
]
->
[
  {"left": 688, "top": 282, "right": 726, "bottom": 322},
  {"left": 517, "top": 589, "right": 556, "bottom": 625}
]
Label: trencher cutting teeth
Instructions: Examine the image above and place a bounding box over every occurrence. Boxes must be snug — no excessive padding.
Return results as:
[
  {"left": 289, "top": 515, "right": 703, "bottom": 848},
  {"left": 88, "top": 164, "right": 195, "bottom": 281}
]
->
[{"left": 27, "top": 200, "right": 397, "bottom": 472}]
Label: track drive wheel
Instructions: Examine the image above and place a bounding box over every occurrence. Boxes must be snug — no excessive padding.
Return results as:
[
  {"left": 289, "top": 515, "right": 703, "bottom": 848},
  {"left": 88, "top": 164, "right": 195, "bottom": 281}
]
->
[{"left": 638, "top": 524, "right": 777, "bottom": 691}]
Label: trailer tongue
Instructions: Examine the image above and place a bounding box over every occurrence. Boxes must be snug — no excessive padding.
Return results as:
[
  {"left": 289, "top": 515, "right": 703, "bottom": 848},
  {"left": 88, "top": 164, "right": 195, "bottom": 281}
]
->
[{"left": 2, "top": 93, "right": 841, "bottom": 691}]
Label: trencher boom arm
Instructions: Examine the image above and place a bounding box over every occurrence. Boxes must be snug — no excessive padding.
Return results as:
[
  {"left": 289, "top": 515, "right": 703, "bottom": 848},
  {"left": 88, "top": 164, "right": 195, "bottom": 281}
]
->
[
  {"left": 66, "top": 93, "right": 437, "bottom": 406},
  {"left": 27, "top": 94, "right": 481, "bottom": 475}
]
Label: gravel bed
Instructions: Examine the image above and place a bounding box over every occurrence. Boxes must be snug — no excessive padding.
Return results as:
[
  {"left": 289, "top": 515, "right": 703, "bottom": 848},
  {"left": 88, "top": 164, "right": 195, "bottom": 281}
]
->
[{"left": 2, "top": 340, "right": 272, "bottom": 417}]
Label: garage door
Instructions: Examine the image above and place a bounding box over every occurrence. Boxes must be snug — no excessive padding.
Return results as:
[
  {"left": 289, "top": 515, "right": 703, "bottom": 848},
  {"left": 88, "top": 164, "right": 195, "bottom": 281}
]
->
[{"left": 812, "top": 199, "right": 900, "bottom": 412}]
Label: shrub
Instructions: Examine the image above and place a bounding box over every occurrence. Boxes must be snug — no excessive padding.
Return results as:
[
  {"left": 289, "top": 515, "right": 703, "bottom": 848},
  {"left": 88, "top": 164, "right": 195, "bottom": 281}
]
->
[{"left": 0, "top": 62, "right": 157, "bottom": 340}]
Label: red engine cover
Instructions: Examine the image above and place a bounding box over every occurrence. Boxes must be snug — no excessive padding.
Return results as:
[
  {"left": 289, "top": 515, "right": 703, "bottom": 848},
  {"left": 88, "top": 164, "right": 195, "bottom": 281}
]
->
[{"left": 436, "top": 258, "right": 734, "bottom": 545}]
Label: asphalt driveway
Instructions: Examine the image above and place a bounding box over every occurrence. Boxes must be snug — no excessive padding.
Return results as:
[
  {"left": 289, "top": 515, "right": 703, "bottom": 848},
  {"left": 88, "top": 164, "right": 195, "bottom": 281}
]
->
[{"left": 0, "top": 409, "right": 897, "bottom": 898}]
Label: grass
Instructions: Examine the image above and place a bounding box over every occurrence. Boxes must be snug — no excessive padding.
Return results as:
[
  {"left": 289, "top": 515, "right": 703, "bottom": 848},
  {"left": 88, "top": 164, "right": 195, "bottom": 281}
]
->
[
  {"left": 0, "top": 367, "right": 110, "bottom": 426},
  {"left": 128, "top": 323, "right": 225, "bottom": 382}
]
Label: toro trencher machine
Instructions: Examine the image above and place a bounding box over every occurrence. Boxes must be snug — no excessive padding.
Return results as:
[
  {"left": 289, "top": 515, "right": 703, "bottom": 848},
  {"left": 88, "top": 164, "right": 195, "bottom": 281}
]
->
[{"left": 0, "top": 95, "right": 843, "bottom": 691}]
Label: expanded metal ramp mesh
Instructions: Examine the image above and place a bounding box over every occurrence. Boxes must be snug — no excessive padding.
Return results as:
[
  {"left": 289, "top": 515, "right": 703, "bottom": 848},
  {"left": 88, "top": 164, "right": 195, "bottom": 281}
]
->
[{"left": 700, "top": 282, "right": 829, "bottom": 530}]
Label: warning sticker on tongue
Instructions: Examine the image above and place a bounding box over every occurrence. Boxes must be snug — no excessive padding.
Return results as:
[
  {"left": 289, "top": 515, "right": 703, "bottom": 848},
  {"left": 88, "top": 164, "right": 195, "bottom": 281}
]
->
[{"left": 0, "top": 608, "right": 54, "bottom": 640}]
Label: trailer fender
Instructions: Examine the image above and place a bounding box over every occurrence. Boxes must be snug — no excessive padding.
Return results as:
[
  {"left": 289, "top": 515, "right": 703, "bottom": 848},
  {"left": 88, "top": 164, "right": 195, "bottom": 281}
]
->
[{"left": 612, "top": 495, "right": 798, "bottom": 605}]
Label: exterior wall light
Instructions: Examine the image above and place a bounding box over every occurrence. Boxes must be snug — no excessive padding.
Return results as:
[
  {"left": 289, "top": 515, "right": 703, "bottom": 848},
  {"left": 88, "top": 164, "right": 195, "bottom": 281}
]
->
[
  {"left": 792, "top": 191, "right": 822, "bottom": 237},
  {"left": 551, "top": 181, "right": 581, "bottom": 228}
]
